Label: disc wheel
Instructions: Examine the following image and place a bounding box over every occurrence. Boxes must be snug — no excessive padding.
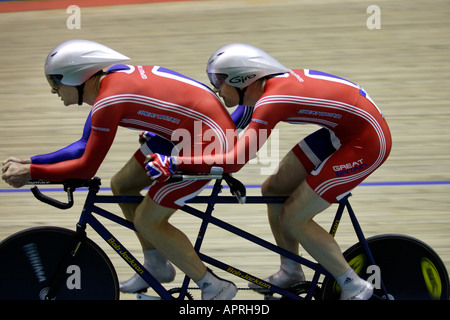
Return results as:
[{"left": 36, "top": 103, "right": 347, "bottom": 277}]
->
[
  {"left": 320, "top": 234, "right": 449, "bottom": 300},
  {"left": 0, "top": 227, "right": 119, "bottom": 300}
]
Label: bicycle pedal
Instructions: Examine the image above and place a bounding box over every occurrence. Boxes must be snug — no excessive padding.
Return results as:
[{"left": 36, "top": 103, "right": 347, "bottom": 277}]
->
[
  {"left": 137, "top": 293, "right": 161, "bottom": 300},
  {"left": 288, "top": 281, "right": 312, "bottom": 293},
  {"left": 288, "top": 281, "right": 308, "bottom": 290},
  {"left": 284, "top": 281, "right": 322, "bottom": 299},
  {"left": 264, "top": 294, "right": 281, "bottom": 300},
  {"left": 256, "top": 290, "right": 280, "bottom": 300},
  {"left": 250, "top": 287, "right": 273, "bottom": 295}
]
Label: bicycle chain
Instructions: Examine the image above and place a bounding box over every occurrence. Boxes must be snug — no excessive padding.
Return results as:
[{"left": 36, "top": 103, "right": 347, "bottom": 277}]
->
[{"left": 168, "top": 281, "right": 320, "bottom": 300}]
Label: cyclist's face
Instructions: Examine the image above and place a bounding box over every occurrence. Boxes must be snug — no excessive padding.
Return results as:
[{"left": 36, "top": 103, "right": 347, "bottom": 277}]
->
[
  {"left": 51, "top": 84, "right": 79, "bottom": 106},
  {"left": 214, "top": 83, "right": 239, "bottom": 108}
]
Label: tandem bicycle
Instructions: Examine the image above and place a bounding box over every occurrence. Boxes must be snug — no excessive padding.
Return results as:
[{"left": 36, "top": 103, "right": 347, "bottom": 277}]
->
[{"left": 0, "top": 170, "right": 448, "bottom": 300}]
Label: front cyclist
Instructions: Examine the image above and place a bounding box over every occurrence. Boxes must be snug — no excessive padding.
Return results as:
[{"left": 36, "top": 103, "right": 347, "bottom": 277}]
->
[
  {"left": 1, "top": 39, "right": 240, "bottom": 300},
  {"left": 147, "top": 43, "right": 392, "bottom": 300}
]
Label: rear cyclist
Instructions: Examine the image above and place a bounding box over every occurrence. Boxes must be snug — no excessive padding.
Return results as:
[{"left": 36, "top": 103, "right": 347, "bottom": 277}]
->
[
  {"left": 1, "top": 39, "right": 254, "bottom": 299},
  {"left": 147, "top": 43, "right": 392, "bottom": 300}
]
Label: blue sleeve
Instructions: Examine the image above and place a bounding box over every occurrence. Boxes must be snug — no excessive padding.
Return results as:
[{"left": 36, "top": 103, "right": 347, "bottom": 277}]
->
[
  {"left": 30, "top": 112, "right": 92, "bottom": 164},
  {"left": 230, "top": 105, "right": 254, "bottom": 130}
]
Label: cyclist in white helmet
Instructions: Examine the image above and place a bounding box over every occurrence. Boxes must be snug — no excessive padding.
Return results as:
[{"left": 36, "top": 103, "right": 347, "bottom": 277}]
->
[
  {"left": 1, "top": 39, "right": 250, "bottom": 300},
  {"left": 206, "top": 43, "right": 290, "bottom": 106},
  {"left": 147, "top": 43, "right": 392, "bottom": 300},
  {"left": 44, "top": 39, "right": 131, "bottom": 106}
]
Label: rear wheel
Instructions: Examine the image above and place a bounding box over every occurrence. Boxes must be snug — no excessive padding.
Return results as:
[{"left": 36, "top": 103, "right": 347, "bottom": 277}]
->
[
  {"left": 320, "top": 234, "right": 449, "bottom": 300},
  {"left": 0, "top": 227, "right": 119, "bottom": 300}
]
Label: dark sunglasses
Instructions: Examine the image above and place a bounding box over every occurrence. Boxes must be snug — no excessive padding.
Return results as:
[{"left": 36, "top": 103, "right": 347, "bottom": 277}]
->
[{"left": 208, "top": 73, "right": 228, "bottom": 89}]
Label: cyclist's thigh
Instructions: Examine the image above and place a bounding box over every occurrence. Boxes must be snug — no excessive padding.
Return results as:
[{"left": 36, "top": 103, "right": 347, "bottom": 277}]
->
[
  {"left": 265, "top": 128, "right": 338, "bottom": 196},
  {"left": 147, "top": 178, "right": 210, "bottom": 209},
  {"left": 135, "top": 193, "right": 177, "bottom": 226},
  {"left": 306, "top": 138, "right": 378, "bottom": 204},
  {"left": 135, "top": 135, "right": 211, "bottom": 209}
]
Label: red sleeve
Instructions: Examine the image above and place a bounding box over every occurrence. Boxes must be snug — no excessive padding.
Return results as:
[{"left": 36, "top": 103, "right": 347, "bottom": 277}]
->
[
  {"left": 176, "top": 109, "right": 276, "bottom": 174},
  {"left": 30, "top": 104, "right": 119, "bottom": 181}
]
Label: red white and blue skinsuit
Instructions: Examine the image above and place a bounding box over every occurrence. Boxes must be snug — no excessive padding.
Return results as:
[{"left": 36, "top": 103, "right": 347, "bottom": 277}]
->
[
  {"left": 176, "top": 69, "right": 392, "bottom": 203},
  {"left": 30, "top": 65, "right": 245, "bottom": 208}
]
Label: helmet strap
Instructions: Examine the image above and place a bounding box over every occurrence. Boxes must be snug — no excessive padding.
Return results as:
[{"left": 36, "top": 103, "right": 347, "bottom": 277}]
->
[
  {"left": 76, "top": 83, "right": 85, "bottom": 106},
  {"left": 235, "top": 87, "right": 247, "bottom": 105}
]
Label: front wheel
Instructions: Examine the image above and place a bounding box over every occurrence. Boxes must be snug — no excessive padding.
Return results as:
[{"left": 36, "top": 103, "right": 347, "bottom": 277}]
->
[
  {"left": 0, "top": 226, "right": 119, "bottom": 300},
  {"left": 320, "top": 234, "right": 449, "bottom": 300}
]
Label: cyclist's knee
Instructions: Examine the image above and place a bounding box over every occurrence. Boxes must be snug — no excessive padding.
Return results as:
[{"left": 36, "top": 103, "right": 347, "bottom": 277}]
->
[
  {"left": 111, "top": 157, "right": 150, "bottom": 196},
  {"left": 134, "top": 198, "right": 174, "bottom": 235},
  {"left": 280, "top": 186, "right": 331, "bottom": 234},
  {"left": 110, "top": 173, "right": 122, "bottom": 195},
  {"left": 262, "top": 170, "right": 305, "bottom": 197},
  {"left": 261, "top": 178, "right": 275, "bottom": 196},
  {"left": 262, "top": 176, "right": 285, "bottom": 196},
  {"left": 110, "top": 171, "right": 140, "bottom": 196},
  {"left": 110, "top": 173, "right": 129, "bottom": 196}
]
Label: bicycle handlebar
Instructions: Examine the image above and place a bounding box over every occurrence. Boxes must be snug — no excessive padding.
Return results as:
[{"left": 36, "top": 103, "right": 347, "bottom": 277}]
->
[
  {"left": 26, "top": 178, "right": 101, "bottom": 210},
  {"left": 30, "top": 185, "right": 74, "bottom": 210}
]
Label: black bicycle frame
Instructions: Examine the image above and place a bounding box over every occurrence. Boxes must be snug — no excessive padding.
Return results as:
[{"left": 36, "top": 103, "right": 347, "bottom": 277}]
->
[{"left": 32, "top": 176, "right": 388, "bottom": 300}]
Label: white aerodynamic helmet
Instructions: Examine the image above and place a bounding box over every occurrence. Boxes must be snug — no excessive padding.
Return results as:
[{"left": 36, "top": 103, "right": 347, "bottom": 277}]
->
[
  {"left": 45, "top": 39, "right": 130, "bottom": 87},
  {"left": 207, "top": 43, "right": 290, "bottom": 89}
]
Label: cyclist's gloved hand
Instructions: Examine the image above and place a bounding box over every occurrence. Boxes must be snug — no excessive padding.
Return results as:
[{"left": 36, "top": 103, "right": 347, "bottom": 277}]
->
[
  {"left": 139, "top": 131, "right": 156, "bottom": 145},
  {"left": 145, "top": 153, "right": 177, "bottom": 182}
]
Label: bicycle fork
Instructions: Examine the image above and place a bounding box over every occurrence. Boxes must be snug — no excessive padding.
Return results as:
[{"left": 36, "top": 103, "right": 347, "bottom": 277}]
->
[{"left": 43, "top": 224, "right": 87, "bottom": 300}]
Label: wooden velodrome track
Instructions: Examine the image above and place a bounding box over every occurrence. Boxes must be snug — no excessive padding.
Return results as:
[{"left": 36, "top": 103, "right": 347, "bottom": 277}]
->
[{"left": 0, "top": 0, "right": 449, "bottom": 300}]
